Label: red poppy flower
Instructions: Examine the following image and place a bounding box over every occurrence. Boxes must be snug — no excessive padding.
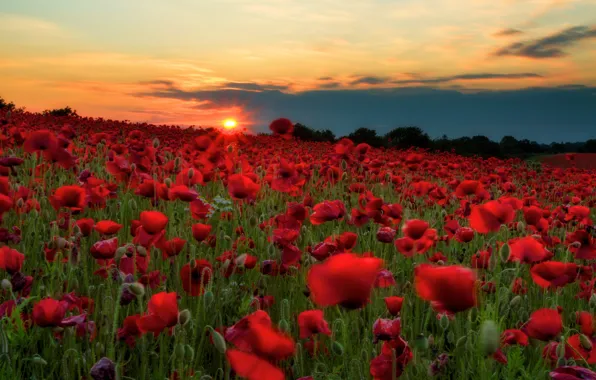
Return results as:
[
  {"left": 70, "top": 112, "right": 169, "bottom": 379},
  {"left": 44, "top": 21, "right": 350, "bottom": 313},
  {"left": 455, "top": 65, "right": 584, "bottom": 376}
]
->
[
  {"left": 180, "top": 259, "right": 212, "bottom": 296},
  {"left": 530, "top": 261, "right": 579, "bottom": 289},
  {"left": 469, "top": 200, "right": 515, "bottom": 233},
  {"left": 50, "top": 185, "right": 87, "bottom": 212},
  {"left": 372, "top": 318, "right": 401, "bottom": 342},
  {"left": 76, "top": 218, "right": 95, "bottom": 236},
  {"left": 508, "top": 236, "right": 552, "bottom": 264},
  {"left": 90, "top": 237, "right": 118, "bottom": 259},
  {"left": 576, "top": 311, "right": 594, "bottom": 337},
  {"left": 369, "top": 336, "right": 413, "bottom": 380},
  {"left": 138, "top": 292, "right": 179, "bottom": 335},
  {"left": 0, "top": 246, "right": 24, "bottom": 274},
  {"left": 414, "top": 264, "right": 477, "bottom": 314},
  {"left": 524, "top": 308, "right": 563, "bottom": 341},
  {"left": 192, "top": 223, "right": 212, "bottom": 242},
  {"left": 118, "top": 315, "right": 143, "bottom": 347},
  {"left": 307, "top": 253, "right": 383, "bottom": 309},
  {"left": 94, "top": 220, "right": 123, "bottom": 235},
  {"left": 32, "top": 298, "right": 68, "bottom": 327},
  {"left": 501, "top": 329, "right": 529, "bottom": 346},
  {"left": 269, "top": 118, "right": 294, "bottom": 136},
  {"left": 226, "top": 350, "right": 285, "bottom": 380},
  {"left": 549, "top": 366, "right": 596, "bottom": 380},
  {"left": 402, "top": 219, "right": 429, "bottom": 240},
  {"left": 140, "top": 211, "right": 168, "bottom": 234},
  {"left": 227, "top": 173, "right": 260, "bottom": 201},
  {"left": 384, "top": 296, "right": 404, "bottom": 316},
  {"left": 310, "top": 200, "right": 346, "bottom": 225},
  {"left": 297, "top": 310, "right": 331, "bottom": 339}
]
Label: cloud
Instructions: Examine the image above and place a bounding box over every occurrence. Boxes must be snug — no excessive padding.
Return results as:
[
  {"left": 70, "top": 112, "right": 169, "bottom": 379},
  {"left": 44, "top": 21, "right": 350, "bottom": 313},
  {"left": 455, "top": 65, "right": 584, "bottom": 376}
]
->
[
  {"left": 495, "top": 25, "right": 596, "bottom": 58},
  {"left": 350, "top": 76, "right": 392, "bottom": 85},
  {"left": 135, "top": 83, "right": 596, "bottom": 143},
  {"left": 494, "top": 28, "right": 523, "bottom": 37},
  {"left": 319, "top": 82, "right": 341, "bottom": 89},
  {"left": 318, "top": 76, "right": 334, "bottom": 81},
  {"left": 139, "top": 79, "right": 176, "bottom": 87},
  {"left": 0, "top": 13, "right": 63, "bottom": 35},
  {"left": 391, "top": 72, "right": 542, "bottom": 85},
  {"left": 221, "top": 82, "right": 290, "bottom": 91}
]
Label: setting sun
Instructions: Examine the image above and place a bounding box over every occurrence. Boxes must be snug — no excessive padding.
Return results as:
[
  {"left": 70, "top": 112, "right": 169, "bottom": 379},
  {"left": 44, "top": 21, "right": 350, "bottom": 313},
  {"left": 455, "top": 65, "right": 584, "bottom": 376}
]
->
[{"left": 223, "top": 118, "right": 237, "bottom": 129}]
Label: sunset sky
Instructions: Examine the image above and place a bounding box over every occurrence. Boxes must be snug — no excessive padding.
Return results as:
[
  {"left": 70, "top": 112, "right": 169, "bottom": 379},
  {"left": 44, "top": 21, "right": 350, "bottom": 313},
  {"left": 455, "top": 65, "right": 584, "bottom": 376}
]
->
[{"left": 1, "top": 0, "right": 595, "bottom": 141}]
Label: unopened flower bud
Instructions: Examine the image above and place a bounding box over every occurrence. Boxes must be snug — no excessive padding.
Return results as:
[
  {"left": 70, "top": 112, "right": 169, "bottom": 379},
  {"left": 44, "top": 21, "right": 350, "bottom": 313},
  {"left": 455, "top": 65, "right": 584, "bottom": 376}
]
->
[
  {"left": 1, "top": 279, "right": 12, "bottom": 291},
  {"left": 332, "top": 341, "right": 344, "bottom": 356},
  {"left": 129, "top": 282, "right": 145, "bottom": 297},
  {"left": 152, "top": 138, "right": 160, "bottom": 148},
  {"left": 188, "top": 168, "right": 195, "bottom": 179},
  {"left": 136, "top": 245, "right": 147, "bottom": 257},
  {"left": 178, "top": 309, "right": 191, "bottom": 326},
  {"left": 479, "top": 320, "right": 499, "bottom": 356},
  {"left": 580, "top": 334, "right": 593, "bottom": 351},
  {"left": 209, "top": 327, "right": 227, "bottom": 354}
]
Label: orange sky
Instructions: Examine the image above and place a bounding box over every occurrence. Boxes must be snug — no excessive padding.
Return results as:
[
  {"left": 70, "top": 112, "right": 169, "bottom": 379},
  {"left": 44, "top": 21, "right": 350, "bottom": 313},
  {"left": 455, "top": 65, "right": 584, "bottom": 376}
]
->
[{"left": 1, "top": 0, "right": 595, "bottom": 128}]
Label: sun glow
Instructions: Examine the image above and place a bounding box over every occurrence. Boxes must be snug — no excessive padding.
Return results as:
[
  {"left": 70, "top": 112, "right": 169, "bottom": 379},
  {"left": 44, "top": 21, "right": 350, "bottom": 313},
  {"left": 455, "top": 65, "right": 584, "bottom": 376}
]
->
[{"left": 223, "top": 118, "right": 237, "bottom": 129}]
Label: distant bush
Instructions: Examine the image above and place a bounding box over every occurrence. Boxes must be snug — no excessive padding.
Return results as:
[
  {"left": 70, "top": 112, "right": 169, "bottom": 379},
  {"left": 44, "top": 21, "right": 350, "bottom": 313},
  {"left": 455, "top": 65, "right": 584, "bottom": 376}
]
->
[
  {"left": 0, "top": 96, "right": 16, "bottom": 111},
  {"left": 43, "top": 106, "right": 78, "bottom": 117},
  {"left": 293, "top": 123, "right": 336, "bottom": 142}
]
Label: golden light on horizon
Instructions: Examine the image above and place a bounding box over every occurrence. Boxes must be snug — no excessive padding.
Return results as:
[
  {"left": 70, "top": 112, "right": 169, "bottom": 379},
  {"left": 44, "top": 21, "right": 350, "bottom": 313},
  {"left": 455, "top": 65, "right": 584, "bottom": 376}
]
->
[{"left": 223, "top": 118, "right": 237, "bottom": 129}]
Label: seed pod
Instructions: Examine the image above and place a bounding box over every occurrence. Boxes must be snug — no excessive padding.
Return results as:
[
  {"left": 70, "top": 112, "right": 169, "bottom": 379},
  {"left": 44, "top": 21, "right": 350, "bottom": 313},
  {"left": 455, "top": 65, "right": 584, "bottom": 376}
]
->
[
  {"left": 188, "top": 168, "right": 195, "bottom": 179},
  {"left": 479, "top": 320, "right": 499, "bottom": 356}
]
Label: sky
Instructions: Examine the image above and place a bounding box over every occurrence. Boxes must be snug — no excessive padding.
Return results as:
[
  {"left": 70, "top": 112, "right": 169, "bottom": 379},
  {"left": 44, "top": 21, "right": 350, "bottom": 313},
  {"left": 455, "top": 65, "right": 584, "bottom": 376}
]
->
[{"left": 1, "top": 0, "right": 595, "bottom": 142}]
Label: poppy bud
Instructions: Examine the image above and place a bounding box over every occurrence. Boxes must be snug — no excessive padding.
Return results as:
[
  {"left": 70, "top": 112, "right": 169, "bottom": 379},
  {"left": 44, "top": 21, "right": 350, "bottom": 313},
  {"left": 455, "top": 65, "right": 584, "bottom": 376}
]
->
[
  {"left": 16, "top": 198, "right": 24, "bottom": 208},
  {"left": 436, "top": 260, "right": 445, "bottom": 266},
  {"left": 415, "top": 333, "right": 429, "bottom": 350},
  {"left": 136, "top": 246, "right": 147, "bottom": 257},
  {"left": 227, "top": 145, "right": 234, "bottom": 153},
  {"left": 223, "top": 235, "right": 232, "bottom": 242},
  {"left": 556, "top": 342, "right": 566, "bottom": 358},
  {"left": 479, "top": 320, "right": 499, "bottom": 356},
  {"left": 1, "top": 279, "right": 12, "bottom": 291},
  {"left": 130, "top": 163, "right": 136, "bottom": 172},
  {"left": 209, "top": 327, "right": 227, "bottom": 354},
  {"left": 439, "top": 314, "right": 450, "bottom": 330},
  {"left": 152, "top": 138, "right": 160, "bottom": 148},
  {"left": 115, "top": 246, "right": 127, "bottom": 261},
  {"left": 178, "top": 309, "right": 191, "bottom": 326},
  {"left": 185, "top": 344, "right": 195, "bottom": 361},
  {"left": 499, "top": 244, "right": 510, "bottom": 263},
  {"left": 188, "top": 168, "right": 195, "bottom": 179},
  {"left": 516, "top": 221, "right": 525, "bottom": 231},
  {"left": 447, "top": 331, "right": 455, "bottom": 344},
  {"left": 175, "top": 343, "right": 185, "bottom": 360},
  {"left": 128, "top": 198, "right": 137, "bottom": 211},
  {"left": 341, "top": 172, "right": 348, "bottom": 181},
  {"left": 203, "top": 290, "right": 214, "bottom": 307},
  {"left": 32, "top": 356, "right": 47, "bottom": 366},
  {"left": 580, "top": 334, "right": 593, "bottom": 351},
  {"left": 332, "top": 341, "right": 344, "bottom": 356},
  {"left": 53, "top": 326, "right": 64, "bottom": 334},
  {"left": 174, "top": 157, "right": 181, "bottom": 168},
  {"left": 590, "top": 294, "right": 596, "bottom": 308},
  {"left": 164, "top": 178, "right": 172, "bottom": 188},
  {"left": 509, "top": 295, "right": 522, "bottom": 308},
  {"left": 456, "top": 335, "right": 467, "bottom": 348},
  {"left": 279, "top": 319, "right": 290, "bottom": 333},
  {"left": 129, "top": 282, "right": 145, "bottom": 297},
  {"left": 235, "top": 253, "right": 247, "bottom": 267},
  {"left": 340, "top": 160, "right": 348, "bottom": 171}
]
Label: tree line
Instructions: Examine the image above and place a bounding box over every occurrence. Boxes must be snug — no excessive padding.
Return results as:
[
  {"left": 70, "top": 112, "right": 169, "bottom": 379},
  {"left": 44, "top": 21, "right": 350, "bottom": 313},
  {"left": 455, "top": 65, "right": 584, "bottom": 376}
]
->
[{"left": 293, "top": 123, "right": 596, "bottom": 158}]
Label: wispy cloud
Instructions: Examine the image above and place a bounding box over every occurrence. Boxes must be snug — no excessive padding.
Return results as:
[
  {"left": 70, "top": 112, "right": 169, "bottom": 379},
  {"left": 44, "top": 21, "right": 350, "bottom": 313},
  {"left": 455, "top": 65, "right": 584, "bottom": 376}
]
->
[
  {"left": 0, "top": 13, "right": 63, "bottom": 35},
  {"left": 495, "top": 25, "right": 596, "bottom": 58},
  {"left": 494, "top": 28, "right": 524, "bottom": 37}
]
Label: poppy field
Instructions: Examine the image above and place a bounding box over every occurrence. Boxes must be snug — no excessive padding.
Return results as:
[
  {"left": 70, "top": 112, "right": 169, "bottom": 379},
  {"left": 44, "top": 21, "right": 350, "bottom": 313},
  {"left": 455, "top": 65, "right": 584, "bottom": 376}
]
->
[{"left": 0, "top": 111, "right": 595, "bottom": 380}]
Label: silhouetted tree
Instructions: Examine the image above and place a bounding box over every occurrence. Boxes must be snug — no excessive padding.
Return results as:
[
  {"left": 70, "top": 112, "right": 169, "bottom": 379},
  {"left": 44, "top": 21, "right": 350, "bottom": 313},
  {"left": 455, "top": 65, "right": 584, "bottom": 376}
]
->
[
  {"left": 348, "top": 127, "right": 384, "bottom": 147},
  {"left": 0, "top": 96, "right": 15, "bottom": 111},
  {"left": 385, "top": 126, "right": 431, "bottom": 149},
  {"left": 293, "top": 123, "right": 336, "bottom": 142}
]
